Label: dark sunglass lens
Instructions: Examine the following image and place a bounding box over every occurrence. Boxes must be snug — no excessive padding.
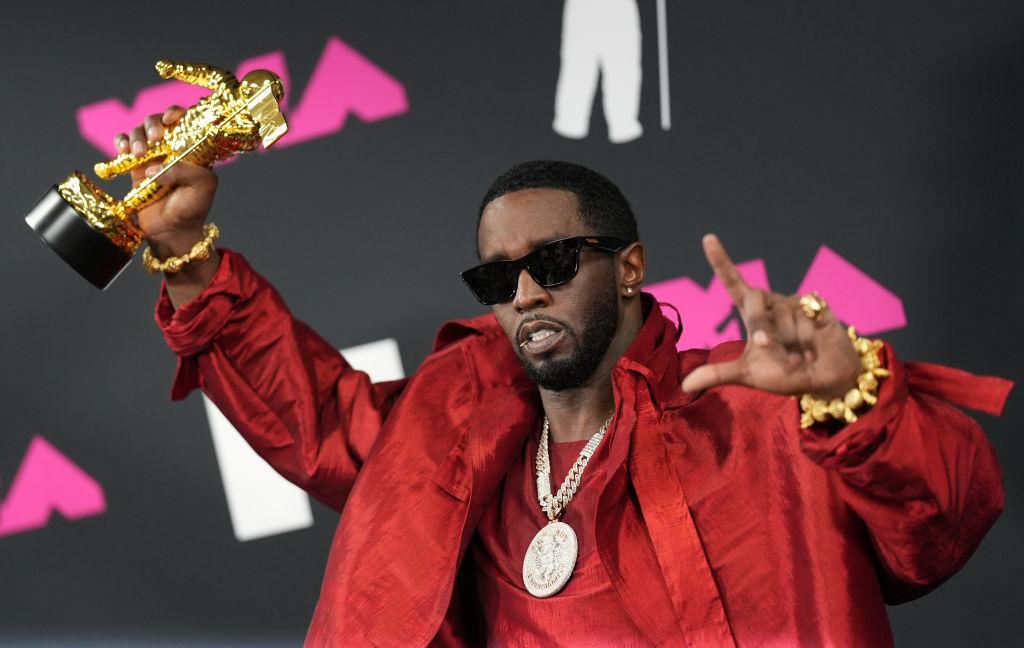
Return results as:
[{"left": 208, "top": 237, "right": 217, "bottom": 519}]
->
[
  {"left": 530, "top": 239, "right": 580, "bottom": 286},
  {"left": 463, "top": 261, "right": 517, "bottom": 304}
]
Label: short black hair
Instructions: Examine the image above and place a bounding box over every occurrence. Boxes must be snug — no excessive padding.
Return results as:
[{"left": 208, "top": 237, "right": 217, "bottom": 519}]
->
[{"left": 478, "top": 160, "right": 640, "bottom": 243}]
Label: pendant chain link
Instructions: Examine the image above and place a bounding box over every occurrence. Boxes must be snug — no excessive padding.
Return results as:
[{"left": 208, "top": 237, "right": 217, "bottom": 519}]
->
[{"left": 535, "top": 414, "right": 614, "bottom": 521}]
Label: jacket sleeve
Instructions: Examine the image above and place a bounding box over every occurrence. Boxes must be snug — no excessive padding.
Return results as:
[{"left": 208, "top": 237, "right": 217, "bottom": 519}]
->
[
  {"left": 155, "top": 249, "right": 407, "bottom": 512},
  {"left": 797, "top": 343, "right": 1012, "bottom": 603}
]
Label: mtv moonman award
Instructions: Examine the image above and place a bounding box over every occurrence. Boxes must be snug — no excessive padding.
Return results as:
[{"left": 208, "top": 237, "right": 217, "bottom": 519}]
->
[{"left": 24, "top": 60, "right": 289, "bottom": 289}]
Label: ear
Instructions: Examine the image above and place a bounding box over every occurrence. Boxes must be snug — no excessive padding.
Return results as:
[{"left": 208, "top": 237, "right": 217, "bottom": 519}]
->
[{"left": 619, "top": 242, "right": 646, "bottom": 298}]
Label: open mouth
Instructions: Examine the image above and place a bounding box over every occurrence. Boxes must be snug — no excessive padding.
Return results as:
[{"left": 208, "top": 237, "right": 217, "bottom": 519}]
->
[{"left": 518, "top": 320, "right": 568, "bottom": 356}]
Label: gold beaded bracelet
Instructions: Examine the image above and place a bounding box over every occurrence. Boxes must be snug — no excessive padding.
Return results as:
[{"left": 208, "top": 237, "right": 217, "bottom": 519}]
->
[
  {"left": 799, "top": 326, "right": 890, "bottom": 429},
  {"left": 142, "top": 223, "right": 220, "bottom": 275}
]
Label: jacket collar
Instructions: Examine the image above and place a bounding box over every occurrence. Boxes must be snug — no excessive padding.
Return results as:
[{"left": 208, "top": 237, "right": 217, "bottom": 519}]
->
[
  {"left": 435, "top": 292, "right": 687, "bottom": 407},
  {"left": 615, "top": 294, "right": 687, "bottom": 409},
  {"left": 439, "top": 292, "right": 693, "bottom": 523}
]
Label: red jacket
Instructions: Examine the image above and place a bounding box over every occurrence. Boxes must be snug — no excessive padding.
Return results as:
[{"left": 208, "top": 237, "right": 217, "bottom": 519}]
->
[{"left": 157, "top": 251, "right": 1011, "bottom": 647}]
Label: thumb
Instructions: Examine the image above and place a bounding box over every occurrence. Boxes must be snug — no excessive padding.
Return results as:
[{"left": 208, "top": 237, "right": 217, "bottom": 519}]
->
[{"left": 681, "top": 359, "right": 745, "bottom": 394}]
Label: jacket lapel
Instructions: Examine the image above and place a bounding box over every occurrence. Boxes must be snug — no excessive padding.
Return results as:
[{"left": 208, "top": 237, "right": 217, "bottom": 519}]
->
[
  {"left": 605, "top": 299, "right": 738, "bottom": 647},
  {"left": 434, "top": 330, "right": 540, "bottom": 568},
  {"left": 629, "top": 406, "right": 738, "bottom": 648}
]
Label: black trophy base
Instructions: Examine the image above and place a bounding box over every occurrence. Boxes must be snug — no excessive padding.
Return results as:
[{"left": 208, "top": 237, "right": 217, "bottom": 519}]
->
[{"left": 24, "top": 186, "right": 134, "bottom": 290}]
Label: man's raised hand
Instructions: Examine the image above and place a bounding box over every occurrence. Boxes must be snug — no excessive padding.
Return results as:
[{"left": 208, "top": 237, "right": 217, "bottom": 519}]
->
[
  {"left": 680, "top": 234, "right": 861, "bottom": 399},
  {"left": 114, "top": 105, "right": 219, "bottom": 247},
  {"left": 114, "top": 105, "right": 222, "bottom": 307}
]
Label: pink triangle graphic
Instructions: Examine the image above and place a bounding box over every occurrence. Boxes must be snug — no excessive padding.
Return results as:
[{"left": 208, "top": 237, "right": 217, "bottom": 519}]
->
[
  {"left": 796, "top": 245, "right": 906, "bottom": 335},
  {"left": 0, "top": 436, "right": 106, "bottom": 538},
  {"left": 75, "top": 37, "right": 408, "bottom": 157},
  {"left": 76, "top": 51, "right": 290, "bottom": 159},
  {"left": 274, "top": 35, "right": 408, "bottom": 148},
  {"left": 648, "top": 259, "right": 771, "bottom": 350}
]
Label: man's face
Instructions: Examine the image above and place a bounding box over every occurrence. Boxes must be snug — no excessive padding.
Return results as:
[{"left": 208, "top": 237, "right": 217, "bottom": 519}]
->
[{"left": 477, "top": 189, "right": 621, "bottom": 391}]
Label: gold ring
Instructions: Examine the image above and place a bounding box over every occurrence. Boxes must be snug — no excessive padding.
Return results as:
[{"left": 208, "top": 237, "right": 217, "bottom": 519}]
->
[{"left": 798, "top": 291, "right": 829, "bottom": 322}]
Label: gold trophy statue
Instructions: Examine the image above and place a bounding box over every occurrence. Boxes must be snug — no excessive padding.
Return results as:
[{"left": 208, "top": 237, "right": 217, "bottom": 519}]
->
[{"left": 24, "top": 60, "right": 288, "bottom": 289}]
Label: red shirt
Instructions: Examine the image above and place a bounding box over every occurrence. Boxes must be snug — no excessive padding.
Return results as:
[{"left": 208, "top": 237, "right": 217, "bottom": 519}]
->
[{"left": 473, "top": 432, "right": 657, "bottom": 646}]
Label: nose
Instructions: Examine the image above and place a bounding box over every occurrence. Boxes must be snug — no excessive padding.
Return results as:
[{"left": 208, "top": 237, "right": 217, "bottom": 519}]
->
[{"left": 511, "top": 268, "right": 551, "bottom": 312}]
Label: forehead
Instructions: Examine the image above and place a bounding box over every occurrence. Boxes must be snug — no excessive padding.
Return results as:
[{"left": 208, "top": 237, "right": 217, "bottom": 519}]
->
[{"left": 478, "top": 188, "right": 587, "bottom": 261}]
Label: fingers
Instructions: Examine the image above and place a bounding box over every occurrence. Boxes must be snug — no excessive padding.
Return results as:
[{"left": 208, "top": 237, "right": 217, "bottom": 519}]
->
[
  {"left": 113, "top": 132, "right": 129, "bottom": 154},
  {"left": 742, "top": 288, "right": 773, "bottom": 347},
  {"left": 794, "top": 306, "right": 818, "bottom": 362},
  {"left": 144, "top": 113, "right": 164, "bottom": 144},
  {"left": 112, "top": 105, "right": 182, "bottom": 161},
  {"left": 765, "top": 295, "right": 815, "bottom": 363},
  {"left": 143, "top": 160, "right": 217, "bottom": 191},
  {"left": 703, "top": 233, "right": 748, "bottom": 306},
  {"left": 129, "top": 124, "right": 147, "bottom": 157},
  {"left": 681, "top": 359, "right": 744, "bottom": 393},
  {"left": 162, "top": 105, "right": 185, "bottom": 127},
  {"left": 124, "top": 109, "right": 180, "bottom": 158}
]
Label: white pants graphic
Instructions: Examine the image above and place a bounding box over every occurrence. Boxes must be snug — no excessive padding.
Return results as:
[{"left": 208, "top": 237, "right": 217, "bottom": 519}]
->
[{"left": 553, "top": 0, "right": 643, "bottom": 143}]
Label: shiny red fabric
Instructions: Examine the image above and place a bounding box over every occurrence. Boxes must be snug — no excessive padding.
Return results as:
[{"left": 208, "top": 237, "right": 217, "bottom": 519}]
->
[
  {"left": 473, "top": 437, "right": 658, "bottom": 646},
  {"left": 156, "top": 250, "right": 1011, "bottom": 647}
]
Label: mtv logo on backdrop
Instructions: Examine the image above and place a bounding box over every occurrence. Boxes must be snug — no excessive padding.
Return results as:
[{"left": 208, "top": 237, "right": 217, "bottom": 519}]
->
[
  {"left": 76, "top": 37, "right": 409, "bottom": 157},
  {"left": 648, "top": 245, "right": 907, "bottom": 350}
]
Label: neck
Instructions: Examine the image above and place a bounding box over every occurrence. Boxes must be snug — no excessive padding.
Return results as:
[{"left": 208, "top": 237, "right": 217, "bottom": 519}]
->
[{"left": 540, "top": 303, "right": 643, "bottom": 443}]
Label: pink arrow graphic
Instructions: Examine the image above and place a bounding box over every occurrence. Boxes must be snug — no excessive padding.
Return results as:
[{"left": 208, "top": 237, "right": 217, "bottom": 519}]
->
[
  {"left": 796, "top": 245, "right": 906, "bottom": 335},
  {"left": 648, "top": 259, "right": 771, "bottom": 350},
  {"left": 0, "top": 436, "right": 106, "bottom": 538},
  {"left": 647, "top": 246, "right": 906, "bottom": 350},
  {"left": 274, "top": 36, "right": 408, "bottom": 148},
  {"left": 75, "top": 36, "right": 408, "bottom": 158}
]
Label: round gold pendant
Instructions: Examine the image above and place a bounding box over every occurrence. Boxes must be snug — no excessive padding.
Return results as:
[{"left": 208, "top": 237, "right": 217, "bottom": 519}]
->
[{"left": 522, "top": 521, "right": 578, "bottom": 597}]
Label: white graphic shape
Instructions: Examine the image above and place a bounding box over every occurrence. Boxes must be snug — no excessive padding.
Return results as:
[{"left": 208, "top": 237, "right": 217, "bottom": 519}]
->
[
  {"left": 656, "top": 0, "right": 670, "bottom": 130},
  {"left": 553, "top": 0, "right": 644, "bottom": 143},
  {"left": 204, "top": 338, "right": 405, "bottom": 542}
]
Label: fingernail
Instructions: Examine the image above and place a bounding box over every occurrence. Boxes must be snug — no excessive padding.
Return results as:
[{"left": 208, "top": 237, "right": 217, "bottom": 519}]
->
[
  {"left": 753, "top": 330, "right": 769, "bottom": 346},
  {"left": 145, "top": 164, "right": 161, "bottom": 177},
  {"left": 132, "top": 140, "right": 146, "bottom": 156},
  {"left": 147, "top": 126, "right": 160, "bottom": 140}
]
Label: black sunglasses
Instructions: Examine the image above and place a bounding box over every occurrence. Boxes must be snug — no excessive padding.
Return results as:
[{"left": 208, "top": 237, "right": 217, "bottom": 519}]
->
[{"left": 461, "top": 235, "right": 630, "bottom": 305}]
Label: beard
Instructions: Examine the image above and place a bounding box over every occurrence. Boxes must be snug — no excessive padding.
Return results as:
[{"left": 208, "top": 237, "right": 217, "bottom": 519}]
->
[{"left": 519, "top": 271, "right": 620, "bottom": 392}]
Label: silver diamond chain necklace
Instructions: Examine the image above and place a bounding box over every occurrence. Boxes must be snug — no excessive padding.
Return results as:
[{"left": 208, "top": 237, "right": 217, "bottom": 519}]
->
[{"left": 522, "top": 414, "right": 613, "bottom": 598}]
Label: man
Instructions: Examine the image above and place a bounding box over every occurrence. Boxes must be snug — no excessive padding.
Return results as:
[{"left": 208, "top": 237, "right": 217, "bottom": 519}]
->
[{"left": 122, "top": 107, "right": 1010, "bottom": 646}]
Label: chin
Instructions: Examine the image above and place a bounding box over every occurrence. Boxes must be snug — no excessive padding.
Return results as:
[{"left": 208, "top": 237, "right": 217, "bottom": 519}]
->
[{"left": 521, "top": 353, "right": 595, "bottom": 392}]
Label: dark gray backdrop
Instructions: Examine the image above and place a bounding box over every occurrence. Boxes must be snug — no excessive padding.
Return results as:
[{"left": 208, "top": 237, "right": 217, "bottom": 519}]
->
[{"left": 1, "top": 1, "right": 1021, "bottom": 645}]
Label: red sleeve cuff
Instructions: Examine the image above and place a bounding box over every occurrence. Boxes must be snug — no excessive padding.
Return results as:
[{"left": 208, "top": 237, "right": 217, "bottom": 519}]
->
[
  {"left": 797, "top": 342, "right": 1014, "bottom": 469},
  {"left": 153, "top": 249, "right": 255, "bottom": 400},
  {"left": 798, "top": 343, "right": 908, "bottom": 469}
]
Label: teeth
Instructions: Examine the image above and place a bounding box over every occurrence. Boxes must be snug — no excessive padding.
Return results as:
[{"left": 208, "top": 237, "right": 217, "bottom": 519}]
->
[{"left": 530, "top": 329, "right": 555, "bottom": 342}]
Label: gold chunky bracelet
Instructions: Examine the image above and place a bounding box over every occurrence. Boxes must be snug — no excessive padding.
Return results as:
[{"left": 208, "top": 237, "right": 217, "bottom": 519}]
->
[
  {"left": 799, "top": 326, "right": 890, "bottom": 429},
  {"left": 142, "top": 223, "right": 220, "bottom": 274}
]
